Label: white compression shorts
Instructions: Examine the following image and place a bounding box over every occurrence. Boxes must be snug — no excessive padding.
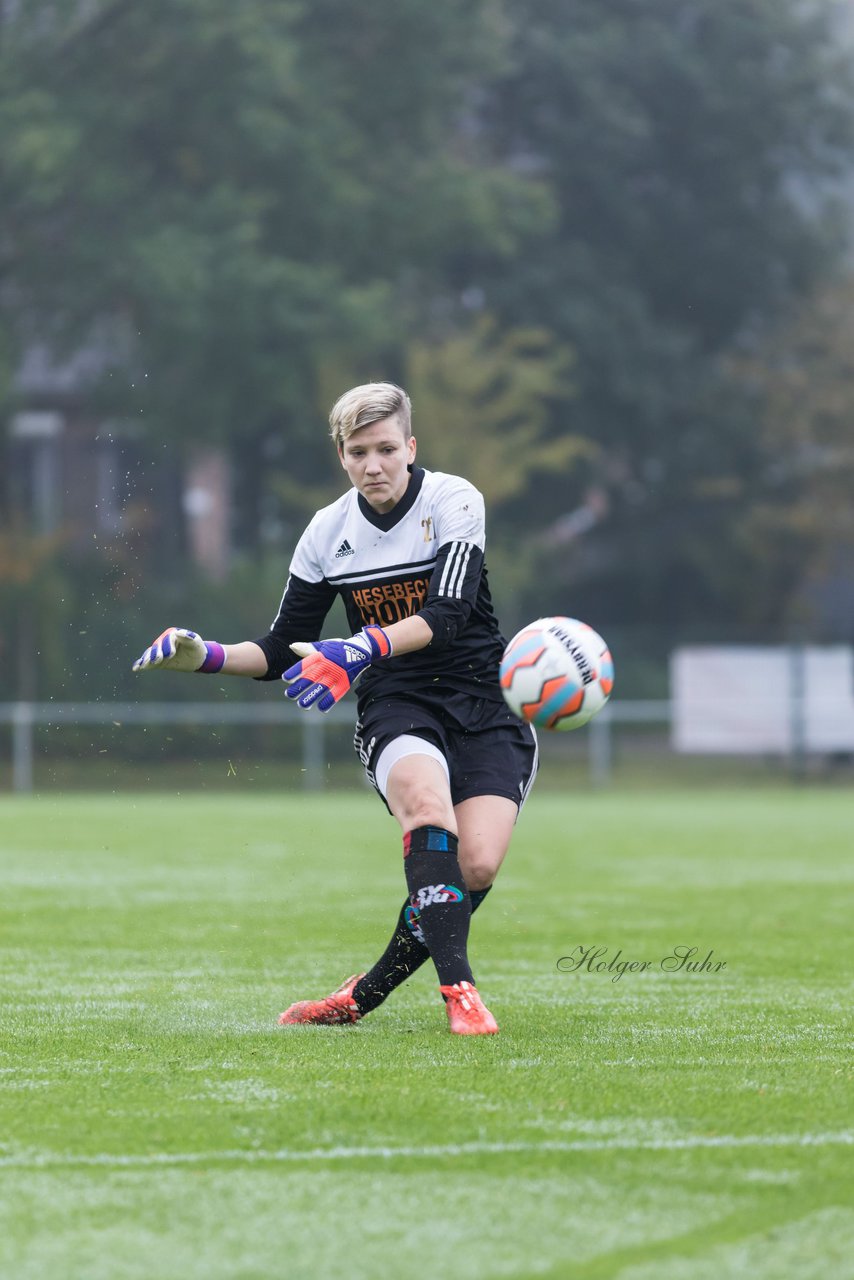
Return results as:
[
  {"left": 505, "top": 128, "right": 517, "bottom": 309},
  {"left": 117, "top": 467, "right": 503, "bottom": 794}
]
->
[{"left": 373, "top": 733, "right": 451, "bottom": 800}]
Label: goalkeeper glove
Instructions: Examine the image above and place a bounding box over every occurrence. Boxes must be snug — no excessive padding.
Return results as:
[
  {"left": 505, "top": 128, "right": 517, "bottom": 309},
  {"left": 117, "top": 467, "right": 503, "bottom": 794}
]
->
[
  {"left": 283, "top": 625, "right": 392, "bottom": 712},
  {"left": 132, "top": 627, "right": 226, "bottom": 674}
]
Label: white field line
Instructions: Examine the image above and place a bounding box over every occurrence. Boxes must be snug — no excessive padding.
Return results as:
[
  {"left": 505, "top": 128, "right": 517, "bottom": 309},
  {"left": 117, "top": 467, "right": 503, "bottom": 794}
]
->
[{"left": 0, "top": 1132, "right": 851, "bottom": 1170}]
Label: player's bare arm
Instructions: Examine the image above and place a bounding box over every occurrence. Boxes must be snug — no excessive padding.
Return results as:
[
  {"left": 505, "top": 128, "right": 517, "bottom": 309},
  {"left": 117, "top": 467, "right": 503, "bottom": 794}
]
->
[
  {"left": 380, "top": 614, "right": 434, "bottom": 654},
  {"left": 217, "top": 641, "right": 269, "bottom": 676}
]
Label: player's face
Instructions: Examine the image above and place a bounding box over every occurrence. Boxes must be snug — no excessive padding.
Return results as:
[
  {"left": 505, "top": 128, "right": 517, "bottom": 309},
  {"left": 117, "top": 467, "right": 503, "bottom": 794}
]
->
[{"left": 338, "top": 416, "right": 417, "bottom": 513}]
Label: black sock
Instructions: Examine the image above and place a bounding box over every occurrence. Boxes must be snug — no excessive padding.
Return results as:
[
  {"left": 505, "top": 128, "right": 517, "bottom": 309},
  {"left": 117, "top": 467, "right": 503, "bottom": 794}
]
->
[
  {"left": 401, "top": 825, "right": 473, "bottom": 988},
  {"left": 354, "top": 886, "right": 492, "bottom": 1015}
]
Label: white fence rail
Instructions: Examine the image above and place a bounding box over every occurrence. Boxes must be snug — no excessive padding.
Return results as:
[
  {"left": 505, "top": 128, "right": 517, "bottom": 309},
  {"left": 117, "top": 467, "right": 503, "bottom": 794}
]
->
[
  {"left": 0, "top": 700, "right": 670, "bottom": 792},
  {"left": 0, "top": 700, "right": 349, "bottom": 794}
]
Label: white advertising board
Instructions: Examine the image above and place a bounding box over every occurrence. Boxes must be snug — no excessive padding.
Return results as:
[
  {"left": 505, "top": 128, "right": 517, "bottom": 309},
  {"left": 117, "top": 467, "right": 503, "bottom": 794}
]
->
[{"left": 671, "top": 646, "right": 854, "bottom": 754}]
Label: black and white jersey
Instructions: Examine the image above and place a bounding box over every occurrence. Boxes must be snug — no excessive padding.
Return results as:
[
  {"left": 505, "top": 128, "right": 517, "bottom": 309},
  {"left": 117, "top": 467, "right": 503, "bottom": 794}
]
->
[{"left": 254, "top": 466, "right": 506, "bottom": 708}]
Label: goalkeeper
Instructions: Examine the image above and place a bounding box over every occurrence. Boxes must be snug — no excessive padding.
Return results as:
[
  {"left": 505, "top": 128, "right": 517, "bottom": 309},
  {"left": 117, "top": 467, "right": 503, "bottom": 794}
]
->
[{"left": 133, "top": 382, "right": 537, "bottom": 1035}]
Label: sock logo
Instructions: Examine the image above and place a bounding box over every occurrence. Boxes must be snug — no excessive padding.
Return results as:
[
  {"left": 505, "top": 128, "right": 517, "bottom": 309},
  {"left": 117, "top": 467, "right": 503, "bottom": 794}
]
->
[
  {"left": 404, "top": 902, "right": 426, "bottom": 943},
  {"left": 414, "top": 884, "right": 465, "bottom": 910}
]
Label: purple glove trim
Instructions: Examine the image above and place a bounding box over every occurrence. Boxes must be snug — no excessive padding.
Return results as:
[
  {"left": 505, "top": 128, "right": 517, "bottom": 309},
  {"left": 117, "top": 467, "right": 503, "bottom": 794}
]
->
[{"left": 198, "top": 641, "right": 226, "bottom": 674}]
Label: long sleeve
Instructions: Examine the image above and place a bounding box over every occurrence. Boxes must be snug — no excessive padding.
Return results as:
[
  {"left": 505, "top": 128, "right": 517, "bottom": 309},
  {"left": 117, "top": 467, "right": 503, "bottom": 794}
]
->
[
  {"left": 416, "top": 540, "right": 485, "bottom": 649},
  {"left": 253, "top": 572, "right": 337, "bottom": 681}
]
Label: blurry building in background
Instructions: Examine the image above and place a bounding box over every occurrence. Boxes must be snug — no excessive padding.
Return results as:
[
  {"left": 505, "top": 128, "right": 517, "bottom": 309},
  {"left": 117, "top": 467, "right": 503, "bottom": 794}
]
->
[
  {"left": 4, "top": 343, "right": 231, "bottom": 580},
  {"left": 182, "top": 448, "right": 231, "bottom": 583}
]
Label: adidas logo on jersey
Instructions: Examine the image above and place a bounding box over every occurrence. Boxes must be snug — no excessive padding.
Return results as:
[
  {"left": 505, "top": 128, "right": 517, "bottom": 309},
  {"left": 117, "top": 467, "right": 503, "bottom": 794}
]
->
[{"left": 335, "top": 540, "right": 355, "bottom": 558}]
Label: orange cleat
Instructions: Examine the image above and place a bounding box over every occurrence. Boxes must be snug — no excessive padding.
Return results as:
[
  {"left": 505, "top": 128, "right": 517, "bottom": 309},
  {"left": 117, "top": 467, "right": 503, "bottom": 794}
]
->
[
  {"left": 278, "top": 973, "right": 365, "bottom": 1026},
  {"left": 439, "top": 981, "right": 499, "bottom": 1035}
]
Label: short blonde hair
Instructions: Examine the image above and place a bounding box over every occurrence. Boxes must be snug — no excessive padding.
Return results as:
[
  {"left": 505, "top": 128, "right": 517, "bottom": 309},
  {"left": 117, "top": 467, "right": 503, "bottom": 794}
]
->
[{"left": 329, "top": 382, "right": 412, "bottom": 449}]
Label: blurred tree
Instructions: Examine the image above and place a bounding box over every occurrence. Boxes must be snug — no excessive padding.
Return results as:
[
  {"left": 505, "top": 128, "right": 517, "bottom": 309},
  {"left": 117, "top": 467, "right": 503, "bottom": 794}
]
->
[
  {"left": 470, "top": 0, "right": 854, "bottom": 631},
  {"left": 405, "top": 313, "right": 589, "bottom": 615},
  {"left": 0, "top": 0, "right": 545, "bottom": 444},
  {"left": 731, "top": 278, "right": 854, "bottom": 631},
  {"left": 406, "top": 314, "right": 584, "bottom": 506},
  {"left": 0, "top": 526, "right": 69, "bottom": 699},
  {"left": 1, "top": 0, "right": 853, "bottom": 649}
]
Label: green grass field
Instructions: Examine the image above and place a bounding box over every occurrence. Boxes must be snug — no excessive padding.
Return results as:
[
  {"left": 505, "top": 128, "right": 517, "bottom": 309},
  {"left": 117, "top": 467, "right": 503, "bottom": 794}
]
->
[{"left": 1, "top": 789, "right": 852, "bottom": 1279}]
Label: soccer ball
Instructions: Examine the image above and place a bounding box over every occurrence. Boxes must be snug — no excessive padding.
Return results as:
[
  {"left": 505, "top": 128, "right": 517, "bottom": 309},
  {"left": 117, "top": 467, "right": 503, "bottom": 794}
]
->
[{"left": 499, "top": 616, "right": 614, "bottom": 731}]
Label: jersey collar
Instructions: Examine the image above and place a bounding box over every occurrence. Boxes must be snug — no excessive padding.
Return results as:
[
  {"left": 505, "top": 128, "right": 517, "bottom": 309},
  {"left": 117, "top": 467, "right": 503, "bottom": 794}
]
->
[{"left": 357, "top": 465, "right": 425, "bottom": 530}]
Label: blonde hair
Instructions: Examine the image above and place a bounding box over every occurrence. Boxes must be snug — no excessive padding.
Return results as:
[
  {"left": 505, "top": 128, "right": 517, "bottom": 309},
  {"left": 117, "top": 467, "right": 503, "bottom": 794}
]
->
[{"left": 329, "top": 382, "right": 412, "bottom": 449}]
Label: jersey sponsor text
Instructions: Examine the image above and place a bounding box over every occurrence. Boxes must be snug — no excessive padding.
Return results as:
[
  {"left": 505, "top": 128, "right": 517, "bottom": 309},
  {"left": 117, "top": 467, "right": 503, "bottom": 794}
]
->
[{"left": 351, "top": 576, "right": 431, "bottom": 626}]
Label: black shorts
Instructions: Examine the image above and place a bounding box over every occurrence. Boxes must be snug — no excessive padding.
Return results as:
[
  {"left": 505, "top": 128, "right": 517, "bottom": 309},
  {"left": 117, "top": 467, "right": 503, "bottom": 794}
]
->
[{"left": 354, "top": 689, "right": 538, "bottom": 810}]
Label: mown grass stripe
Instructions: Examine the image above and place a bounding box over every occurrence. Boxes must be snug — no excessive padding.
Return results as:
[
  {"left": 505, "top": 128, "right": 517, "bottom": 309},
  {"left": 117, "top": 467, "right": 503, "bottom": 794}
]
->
[{"left": 2, "top": 1131, "right": 852, "bottom": 1169}]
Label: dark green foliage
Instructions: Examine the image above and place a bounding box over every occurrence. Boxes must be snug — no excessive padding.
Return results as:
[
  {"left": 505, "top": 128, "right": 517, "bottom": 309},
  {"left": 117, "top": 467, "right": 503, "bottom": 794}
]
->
[
  {"left": 474, "top": 0, "right": 854, "bottom": 631},
  {"left": 1, "top": 0, "right": 852, "bottom": 656}
]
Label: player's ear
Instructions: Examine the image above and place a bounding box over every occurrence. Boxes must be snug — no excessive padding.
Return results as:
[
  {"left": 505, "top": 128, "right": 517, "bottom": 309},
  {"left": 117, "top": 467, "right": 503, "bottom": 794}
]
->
[
  {"left": 407, "top": 434, "right": 417, "bottom": 462},
  {"left": 338, "top": 446, "right": 348, "bottom": 470}
]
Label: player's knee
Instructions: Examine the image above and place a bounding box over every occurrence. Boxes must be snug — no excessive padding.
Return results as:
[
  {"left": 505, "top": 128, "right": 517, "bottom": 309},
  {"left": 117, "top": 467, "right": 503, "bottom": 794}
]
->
[
  {"left": 386, "top": 756, "right": 454, "bottom": 834},
  {"left": 459, "top": 855, "right": 499, "bottom": 892},
  {"left": 391, "top": 774, "right": 455, "bottom": 833},
  {"left": 402, "top": 797, "right": 454, "bottom": 833}
]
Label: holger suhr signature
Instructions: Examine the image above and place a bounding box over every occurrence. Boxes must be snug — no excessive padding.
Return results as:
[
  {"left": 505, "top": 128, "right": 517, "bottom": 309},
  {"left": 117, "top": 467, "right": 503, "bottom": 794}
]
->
[{"left": 557, "top": 945, "right": 727, "bottom": 982}]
